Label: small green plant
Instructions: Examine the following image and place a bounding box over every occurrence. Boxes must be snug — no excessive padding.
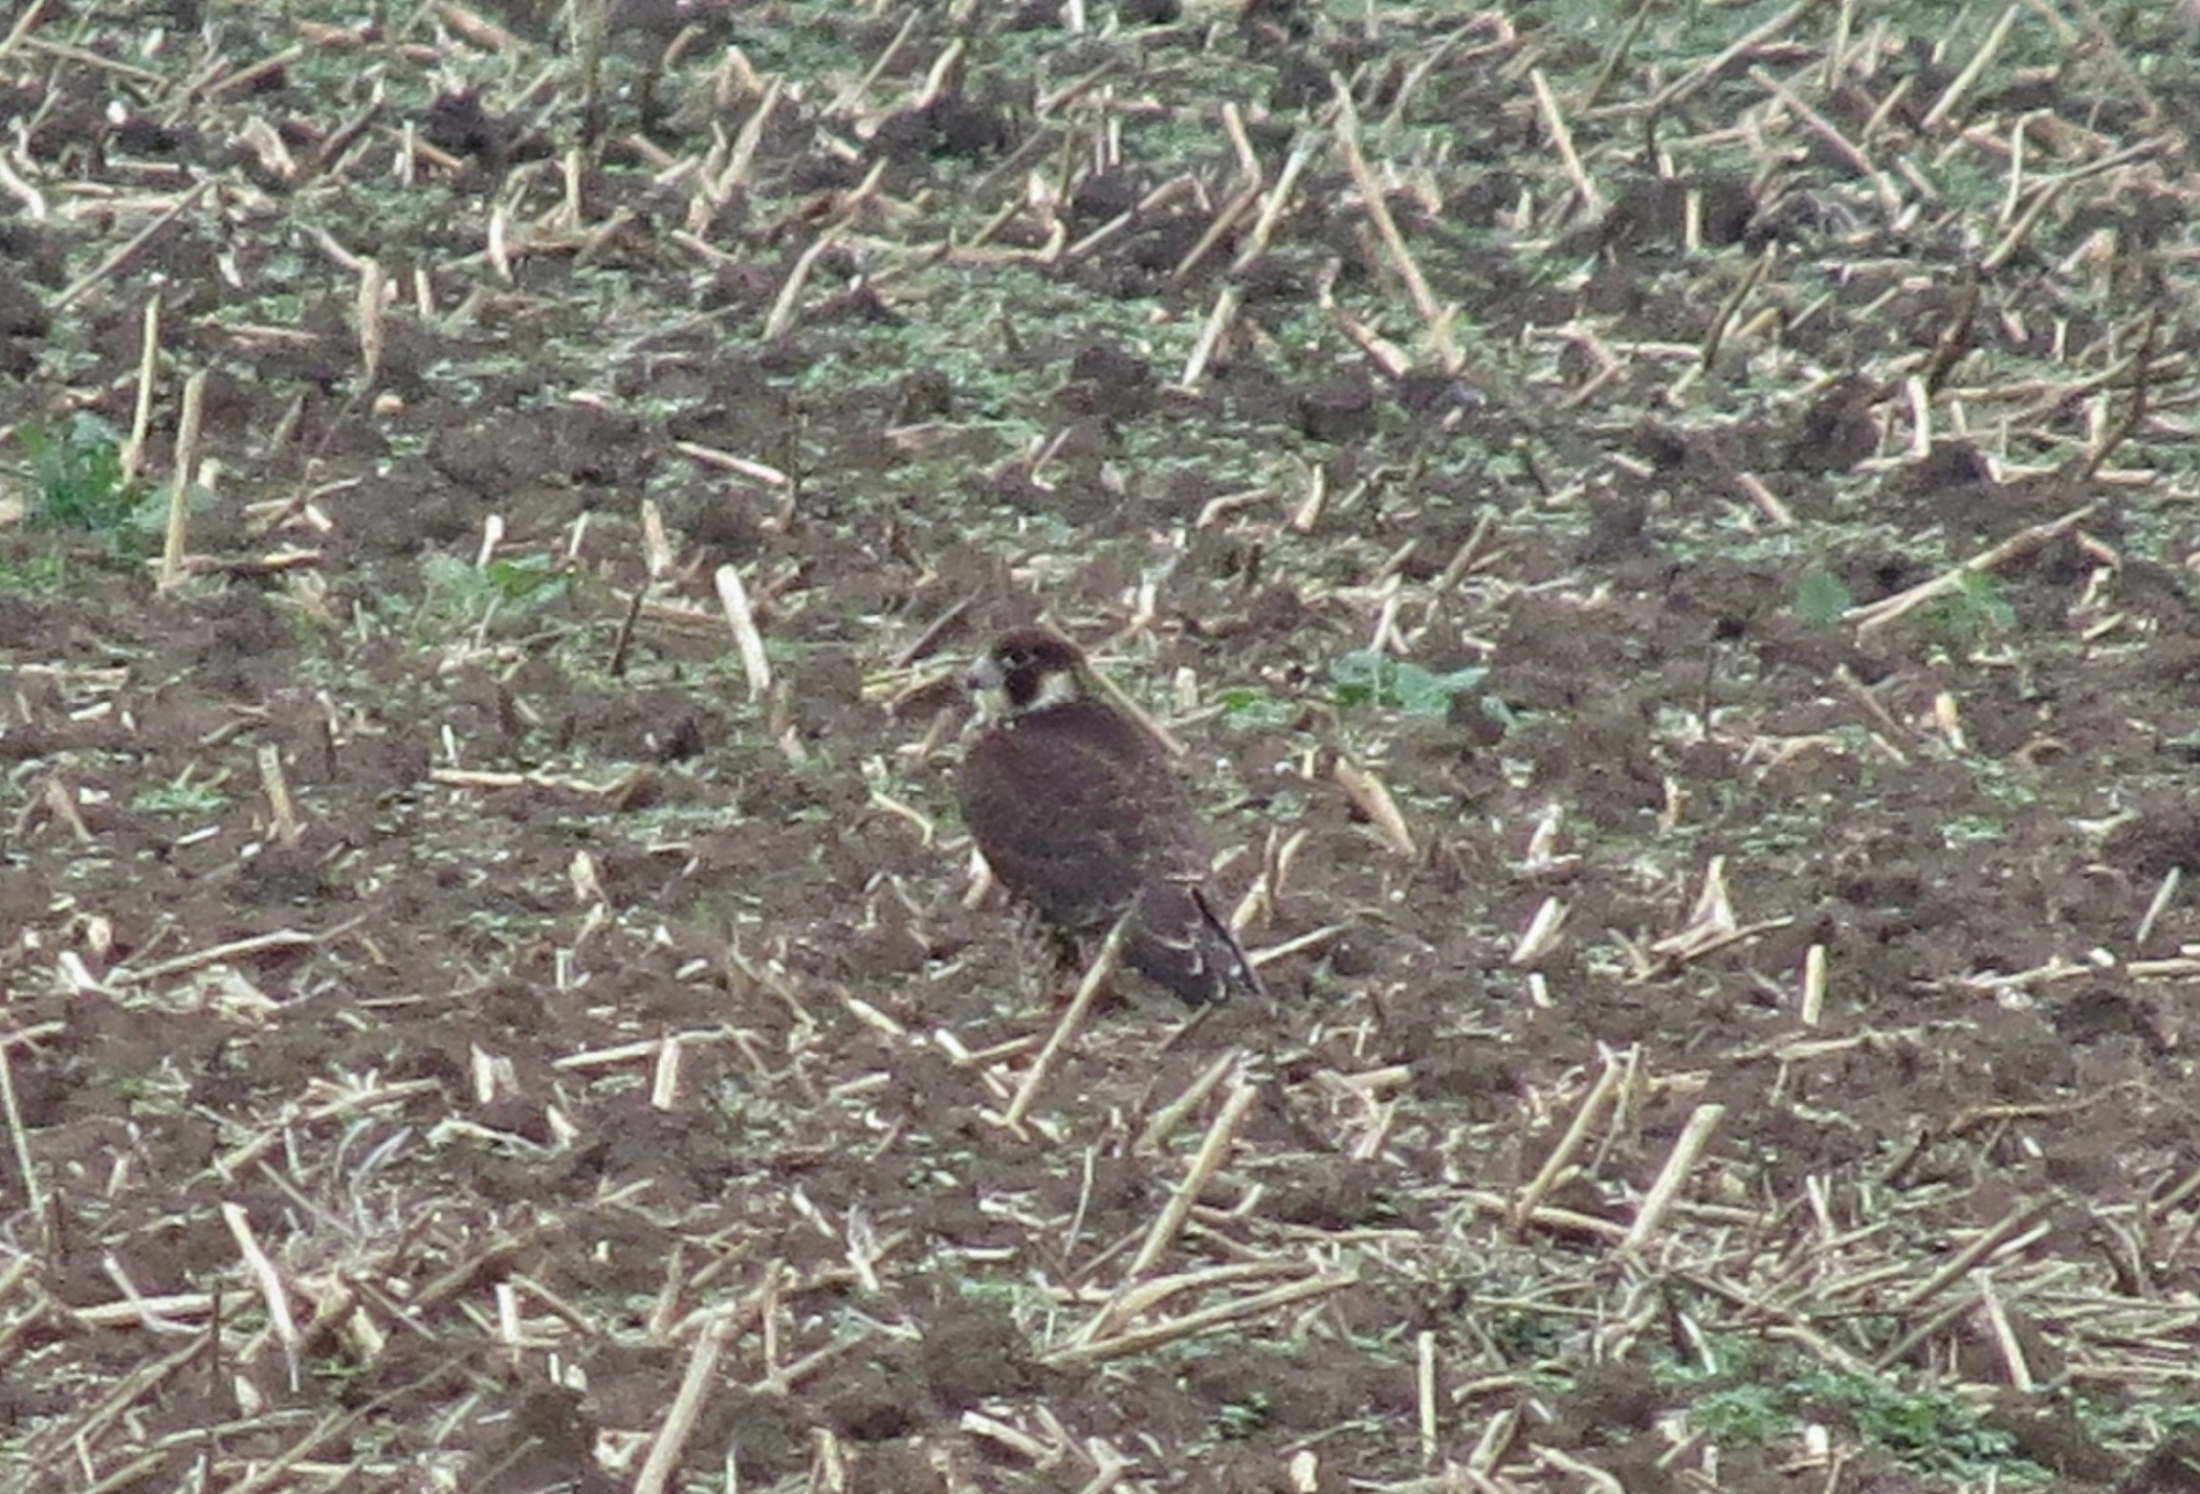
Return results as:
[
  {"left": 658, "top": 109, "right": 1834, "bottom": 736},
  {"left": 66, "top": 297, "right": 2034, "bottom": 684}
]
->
[
  {"left": 2080, "top": 1393, "right": 2200, "bottom": 1441},
  {"left": 1691, "top": 1381, "right": 1792, "bottom": 1443},
  {"left": 1816, "top": 1369, "right": 2023, "bottom": 1473},
  {"left": 132, "top": 774, "right": 230, "bottom": 816},
  {"left": 416, "top": 551, "right": 570, "bottom": 629},
  {"left": 1485, "top": 1308, "right": 1569, "bottom": 1361},
  {"left": 18, "top": 413, "right": 147, "bottom": 545},
  {"left": 1793, "top": 567, "right": 1853, "bottom": 627},
  {"left": 1920, "top": 569, "right": 2017, "bottom": 652},
  {"left": 0, "top": 549, "right": 71, "bottom": 592},
  {"left": 1941, "top": 814, "right": 2005, "bottom": 846},
  {"left": 1217, "top": 686, "right": 1295, "bottom": 729},
  {"left": 1215, "top": 1391, "right": 1271, "bottom": 1439},
  {"left": 1330, "top": 649, "right": 1488, "bottom": 719},
  {"left": 1661, "top": 1348, "right": 2037, "bottom": 1479}
]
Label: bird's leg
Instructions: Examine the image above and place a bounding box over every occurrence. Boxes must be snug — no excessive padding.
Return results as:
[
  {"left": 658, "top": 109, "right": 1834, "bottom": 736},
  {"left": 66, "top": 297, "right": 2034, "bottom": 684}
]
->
[
  {"left": 1004, "top": 906, "right": 1091, "bottom": 1004},
  {"left": 1046, "top": 925, "right": 1087, "bottom": 977}
]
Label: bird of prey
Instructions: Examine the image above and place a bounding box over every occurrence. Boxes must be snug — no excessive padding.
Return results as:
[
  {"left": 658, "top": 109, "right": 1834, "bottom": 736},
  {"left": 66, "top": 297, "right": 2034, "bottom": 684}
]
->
[{"left": 959, "top": 627, "right": 1263, "bottom": 1005}]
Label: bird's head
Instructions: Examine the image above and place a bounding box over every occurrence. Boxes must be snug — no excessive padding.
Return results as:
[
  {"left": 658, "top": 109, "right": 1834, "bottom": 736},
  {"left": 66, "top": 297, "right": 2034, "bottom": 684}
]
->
[{"left": 966, "top": 627, "right": 1092, "bottom": 722}]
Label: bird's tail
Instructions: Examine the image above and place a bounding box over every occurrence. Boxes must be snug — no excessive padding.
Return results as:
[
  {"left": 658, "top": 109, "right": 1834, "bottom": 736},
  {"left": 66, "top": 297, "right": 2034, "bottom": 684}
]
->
[{"left": 1129, "top": 882, "right": 1265, "bottom": 1004}]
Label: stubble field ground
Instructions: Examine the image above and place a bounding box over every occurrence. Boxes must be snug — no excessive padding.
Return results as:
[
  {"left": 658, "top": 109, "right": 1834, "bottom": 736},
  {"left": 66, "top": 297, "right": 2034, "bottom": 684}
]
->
[{"left": 7, "top": 1, "right": 2200, "bottom": 1490}]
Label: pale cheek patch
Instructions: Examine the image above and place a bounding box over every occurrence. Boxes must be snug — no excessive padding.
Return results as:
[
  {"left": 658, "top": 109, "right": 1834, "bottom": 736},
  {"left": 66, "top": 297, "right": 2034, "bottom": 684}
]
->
[{"left": 1023, "top": 670, "right": 1082, "bottom": 712}]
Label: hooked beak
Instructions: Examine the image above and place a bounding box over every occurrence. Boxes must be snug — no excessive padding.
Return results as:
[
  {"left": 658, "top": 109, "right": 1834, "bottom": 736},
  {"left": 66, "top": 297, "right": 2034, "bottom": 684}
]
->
[{"left": 964, "top": 655, "right": 1004, "bottom": 694}]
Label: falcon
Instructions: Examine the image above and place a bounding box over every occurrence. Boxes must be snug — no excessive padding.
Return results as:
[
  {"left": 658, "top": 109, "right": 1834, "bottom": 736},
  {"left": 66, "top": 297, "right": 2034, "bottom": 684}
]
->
[{"left": 959, "top": 627, "right": 1263, "bottom": 1005}]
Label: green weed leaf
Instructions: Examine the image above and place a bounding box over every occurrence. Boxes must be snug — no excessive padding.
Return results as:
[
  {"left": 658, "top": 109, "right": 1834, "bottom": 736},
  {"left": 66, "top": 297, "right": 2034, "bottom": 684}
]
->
[
  {"left": 1218, "top": 687, "right": 1294, "bottom": 729},
  {"left": 20, "top": 414, "right": 143, "bottom": 540},
  {"left": 1330, "top": 650, "right": 1487, "bottom": 718},
  {"left": 1794, "top": 568, "right": 1852, "bottom": 627}
]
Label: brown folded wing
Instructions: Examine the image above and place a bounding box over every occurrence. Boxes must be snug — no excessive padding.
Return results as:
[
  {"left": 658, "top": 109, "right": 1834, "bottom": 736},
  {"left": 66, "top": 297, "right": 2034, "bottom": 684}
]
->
[{"left": 961, "top": 698, "right": 1259, "bottom": 1004}]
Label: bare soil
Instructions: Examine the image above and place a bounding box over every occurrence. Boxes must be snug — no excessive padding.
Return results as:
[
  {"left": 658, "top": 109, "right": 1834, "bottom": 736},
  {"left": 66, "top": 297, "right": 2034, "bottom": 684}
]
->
[{"left": 6, "top": 2, "right": 2200, "bottom": 1491}]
